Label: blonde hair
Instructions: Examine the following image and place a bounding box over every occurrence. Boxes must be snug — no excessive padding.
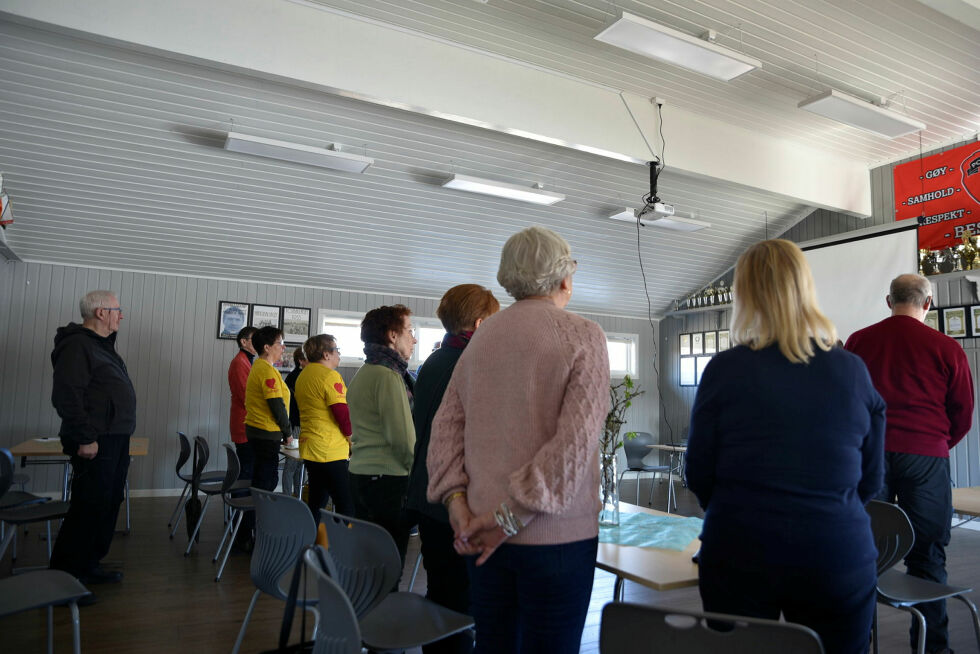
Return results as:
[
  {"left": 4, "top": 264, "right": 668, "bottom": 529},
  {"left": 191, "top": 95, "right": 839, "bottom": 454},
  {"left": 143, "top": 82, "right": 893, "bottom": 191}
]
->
[
  {"left": 730, "top": 239, "right": 837, "bottom": 364},
  {"left": 497, "top": 226, "right": 577, "bottom": 300}
]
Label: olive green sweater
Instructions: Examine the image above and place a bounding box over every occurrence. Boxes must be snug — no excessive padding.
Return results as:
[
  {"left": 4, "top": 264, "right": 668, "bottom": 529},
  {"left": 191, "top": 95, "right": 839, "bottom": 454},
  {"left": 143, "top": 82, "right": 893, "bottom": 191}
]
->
[{"left": 347, "top": 363, "right": 415, "bottom": 476}]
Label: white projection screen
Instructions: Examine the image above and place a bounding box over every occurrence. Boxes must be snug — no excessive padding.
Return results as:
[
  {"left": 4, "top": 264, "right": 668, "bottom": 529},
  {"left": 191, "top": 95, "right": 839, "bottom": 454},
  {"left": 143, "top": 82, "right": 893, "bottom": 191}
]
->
[{"left": 802, "top": 222, "right": 919, "bottom": 343}]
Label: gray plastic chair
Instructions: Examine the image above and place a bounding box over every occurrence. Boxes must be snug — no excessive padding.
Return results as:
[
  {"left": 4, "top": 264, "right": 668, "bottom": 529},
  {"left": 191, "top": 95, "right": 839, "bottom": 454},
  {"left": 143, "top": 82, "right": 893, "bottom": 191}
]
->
[
  {"left": 619, "top": 431, "right": 673, "bottom": 508},
  {"left": 319, "top": 509, "right": 474, "bottom": 650},
  {"left": 183, "top": 437, "right": 246, "bottom": 555},
  {"left": 167, "top": 432, "right": 225, "bottom": 536},
  {"left": 0, "top": 448, "right": 71, "bottom": 567},
  {"left": 232, "top": 489, "right": 318, "bottom": 654},
  {"left": 866, "top": 499, "right": 980, "bottom": 654},
  {"left": 599, "top": 602, "right": 824, "bottom": 653},
  {"left": 211, "top": 443, "right": 254, "bottom": 581},
  {"left": 303, "top": 547, "right": 367, "bottom": 654},
  {"left": 0, "top": 569, "right": 92, "bottom": 654}
]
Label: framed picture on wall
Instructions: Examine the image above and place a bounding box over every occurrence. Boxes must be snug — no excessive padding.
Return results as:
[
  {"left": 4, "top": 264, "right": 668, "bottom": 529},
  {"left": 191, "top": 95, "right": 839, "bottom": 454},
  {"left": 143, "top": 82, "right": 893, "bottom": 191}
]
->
[
  {"left": 251, "top": 304, "right": 281, "bottom": 330},
  {"left": 282, "top": 307, "right": 311, "bottom": 344},
  {"left": 691, "top": 332, "right": 704, "bottom": 355},
  {"left": 679, "top": 333, "right": 691, "bottom": 356},
  {"left": 971, "top": 306, "right": 980, "bottom": 337},
  {"left": 943, "top": 307, "right": 967, "bottom": 338},
  {"left": 273, "top": 348, "right": 294, "bottom": 373},
  {"left": 679, "top": 357, "right": 696, "bottom": 386},
  {"left": 717, "top": 330, "right": 731, "bottom": 351},
  {"left": 217, "top": 301, "right": 249, "bottom": 340},
  {"left": 704, "top": 331, "right": 717, "bottom": 354},
  {"left": 924, "top": 309, "right": 941, "bottom": 332}
]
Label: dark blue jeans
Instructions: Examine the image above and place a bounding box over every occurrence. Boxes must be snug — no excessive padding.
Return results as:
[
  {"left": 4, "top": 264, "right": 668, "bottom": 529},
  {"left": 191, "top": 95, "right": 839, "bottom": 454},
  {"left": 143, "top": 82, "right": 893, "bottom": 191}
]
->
[
  {"left": 878, "top": 452, "right": 953, "bottom": 652},
  {"left": 466, "top": 537, "right": 598, "bottom": 654}
]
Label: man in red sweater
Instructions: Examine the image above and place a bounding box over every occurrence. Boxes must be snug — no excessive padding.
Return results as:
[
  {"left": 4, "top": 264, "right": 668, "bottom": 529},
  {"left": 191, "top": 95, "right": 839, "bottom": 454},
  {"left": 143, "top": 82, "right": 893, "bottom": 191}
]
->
[
  {"left": 846, "top": 273, "right": 974, "bottom": 654},
  {"left": 228, "top": 326, "right": 257, "bottom": 549}
]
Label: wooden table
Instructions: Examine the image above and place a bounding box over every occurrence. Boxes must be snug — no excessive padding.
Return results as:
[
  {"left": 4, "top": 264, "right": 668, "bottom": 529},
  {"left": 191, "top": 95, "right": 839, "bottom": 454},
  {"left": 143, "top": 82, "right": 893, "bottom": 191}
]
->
[
  {"left": 596, "top": 503, "right": 700, "bottom": 599},
  {"left": 952, "top": 486, "right": 980, "bottom": 526},
  {"left": 646, "top": 444, "right": 687, "bottom": 513},
  {"left": 10, "top": 437, "right": 150, "bottom": 533}
]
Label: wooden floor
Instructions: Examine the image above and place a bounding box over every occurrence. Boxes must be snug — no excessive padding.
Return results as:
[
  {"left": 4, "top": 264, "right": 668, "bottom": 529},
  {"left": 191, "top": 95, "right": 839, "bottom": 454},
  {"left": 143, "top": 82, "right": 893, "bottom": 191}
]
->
[{"left": 3, "top": 479, "right": 980, "bottom": 653}]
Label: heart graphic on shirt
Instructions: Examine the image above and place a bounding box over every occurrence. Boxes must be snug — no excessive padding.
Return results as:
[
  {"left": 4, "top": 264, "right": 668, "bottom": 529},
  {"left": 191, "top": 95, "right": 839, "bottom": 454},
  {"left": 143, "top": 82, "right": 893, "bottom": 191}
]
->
[
  {"left": 265, "top": 379, "right": 276, "bottom": 389},
  {"left": 334, "top": 383, "right": 345, "bottom": 394}
]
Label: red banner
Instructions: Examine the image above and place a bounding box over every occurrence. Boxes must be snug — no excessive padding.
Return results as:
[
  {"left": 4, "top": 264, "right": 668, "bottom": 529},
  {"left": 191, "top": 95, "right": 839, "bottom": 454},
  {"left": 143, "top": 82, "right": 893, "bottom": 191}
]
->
[{"left": 893, "top": 140, "right": 980, "bottom": 250}]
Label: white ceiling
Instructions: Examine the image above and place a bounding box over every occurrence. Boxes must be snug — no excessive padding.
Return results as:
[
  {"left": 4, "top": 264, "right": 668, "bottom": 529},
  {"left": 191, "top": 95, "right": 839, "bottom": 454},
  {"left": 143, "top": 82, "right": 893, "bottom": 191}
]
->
[{"left": 0, "top": 0, "right": 978, "bottom": 318}]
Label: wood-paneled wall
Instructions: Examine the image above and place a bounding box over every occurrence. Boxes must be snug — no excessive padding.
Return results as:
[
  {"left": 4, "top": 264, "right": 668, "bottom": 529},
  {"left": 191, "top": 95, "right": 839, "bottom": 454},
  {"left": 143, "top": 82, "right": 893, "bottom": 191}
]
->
[{"left": 0, "top": 260, "right": 658, "bottom": 492}]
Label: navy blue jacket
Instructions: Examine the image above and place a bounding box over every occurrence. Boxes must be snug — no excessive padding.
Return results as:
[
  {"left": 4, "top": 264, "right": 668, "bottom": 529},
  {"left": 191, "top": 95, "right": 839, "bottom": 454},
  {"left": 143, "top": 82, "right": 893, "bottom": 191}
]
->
[
  {"left": 51, "top": 323, "right": 137, "bottom": 455},
  {"left": 685, "top": 343, "right": 885, "bottom": 569}
]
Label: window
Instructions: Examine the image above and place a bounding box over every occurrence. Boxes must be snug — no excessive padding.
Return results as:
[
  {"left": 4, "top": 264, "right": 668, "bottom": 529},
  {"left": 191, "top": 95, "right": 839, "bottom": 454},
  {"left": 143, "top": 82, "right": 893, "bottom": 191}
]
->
[
  {"left": 412, "top": 318, "right": 445, "bottom": 370},
  {"left": 316, "top": 309, "right": 367, "bottom": 367},
  {"left": 606, "top": 333, "right": 638, "bottom": 379}
]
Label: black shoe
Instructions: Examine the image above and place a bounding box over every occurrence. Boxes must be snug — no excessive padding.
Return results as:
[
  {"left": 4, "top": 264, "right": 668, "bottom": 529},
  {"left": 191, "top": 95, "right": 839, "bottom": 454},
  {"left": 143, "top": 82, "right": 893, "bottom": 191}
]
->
[
  {"left": 76, "top": 593, "right": 98, "bottom": 607},
  {"left": 79, "top": 567, "right": 123, "bottom": 584}
]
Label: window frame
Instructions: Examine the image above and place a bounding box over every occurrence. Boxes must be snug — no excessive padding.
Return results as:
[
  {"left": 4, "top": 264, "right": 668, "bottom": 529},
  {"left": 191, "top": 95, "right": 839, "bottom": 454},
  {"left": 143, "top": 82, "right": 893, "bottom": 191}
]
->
[{"left": 606, "top": 331, "right": 638, "bottom": 380}]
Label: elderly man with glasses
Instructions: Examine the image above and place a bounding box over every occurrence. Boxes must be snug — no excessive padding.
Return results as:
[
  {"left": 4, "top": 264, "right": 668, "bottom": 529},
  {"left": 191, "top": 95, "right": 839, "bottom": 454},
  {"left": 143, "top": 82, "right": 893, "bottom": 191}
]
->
[{"left": 49, "top": 290, "right": 137, "bottom": 594}]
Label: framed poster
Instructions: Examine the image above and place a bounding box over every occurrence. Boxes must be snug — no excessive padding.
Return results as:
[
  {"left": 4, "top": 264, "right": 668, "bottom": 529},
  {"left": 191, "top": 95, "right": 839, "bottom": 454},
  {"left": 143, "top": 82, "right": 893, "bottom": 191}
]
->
[
  {"left": 250, "top": 304, "right": 281, "bottom": 329},
  {"left": 679, "top": 357, "right": 696, "bottom": 386},
  {"left": 272, "top": 348, "right": 295, "bottom": 373},
  {"left": 282, "top": 306, "right": 312, "bottom": 345},
  {"left": 704, "top": 331, "right": 717, "bottom": 354},
  {"left": 717, "top": 330, "right": 731, "bottom": 351},
  {"left": 217, "top": 301, "right": 249, "bottom": 339},
  {"left": 691, "top": 332, "right": 704, "bottom": 355},
  {"left": 679, "top": 333, "right": 691, "bottom": 356},
  {"left": 971, "top": 305, "right": 980, "bottom": 337},
  {"left": 924, "top": 309, "right": 941, "bottom": 332},
  {"left": 695, "top": 356, "right": 713, "bottom": 385},
  {"left": 943, "top": 307, "right": 967, "bottom": 338}
]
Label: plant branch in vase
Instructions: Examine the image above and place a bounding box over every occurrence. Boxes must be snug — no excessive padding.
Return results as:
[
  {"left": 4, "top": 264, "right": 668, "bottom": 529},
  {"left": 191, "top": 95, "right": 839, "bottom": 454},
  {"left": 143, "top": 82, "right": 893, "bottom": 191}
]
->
[{"left": 600, "top": 375, "right": 643, "bottom": 526}]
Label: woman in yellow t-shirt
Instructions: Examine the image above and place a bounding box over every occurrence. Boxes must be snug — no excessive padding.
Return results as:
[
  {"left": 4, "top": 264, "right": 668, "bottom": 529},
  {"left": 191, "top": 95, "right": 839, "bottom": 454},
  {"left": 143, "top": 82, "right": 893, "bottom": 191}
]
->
[
  {"left": 295, "top": 333, "right": 354, "bottom": 519},
  {"left": 244, "top": 326, "right": 291, "bottom": 492}
]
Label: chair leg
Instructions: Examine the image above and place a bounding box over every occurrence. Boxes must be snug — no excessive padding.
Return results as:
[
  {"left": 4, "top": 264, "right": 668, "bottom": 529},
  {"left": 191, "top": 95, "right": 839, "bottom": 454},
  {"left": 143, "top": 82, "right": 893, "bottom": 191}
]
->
[
  {"left": 213, "top": 507, "right": 237, "bottom": 563},
  {"left": 47, "top": 605, "right": 54, "bottom": 654},
  {"left": 169, "top": 485, "right": 192, "bottom": 539},
  {"left": 168, "top": 483, "right": 189, "bottom": 528},
  {"left": 951, "top": 594, "right": 980, "bottom": 650},
  {"left": 408, "top": 550, "right": 423, "bottom": 592},
  {"left": 70, "top": 601, "right": 81, "bottom": 654},
  {"left": 0, "top": 524, "right": 13, "bottom": 563},
  {"left": 184, "top": 495, "right": 212, "bottom": 556},
  {"left": 232, "top": 589, "right": 262, "bottom": 654},
  {"left": 902, "top": 606, "right": 927, "bottom": 654},
  {"left": 46, "top": 521, "right": 53, "bottom": 561},
  {"left": 215, "top": 511, "right": 244, "bottom": 582}
]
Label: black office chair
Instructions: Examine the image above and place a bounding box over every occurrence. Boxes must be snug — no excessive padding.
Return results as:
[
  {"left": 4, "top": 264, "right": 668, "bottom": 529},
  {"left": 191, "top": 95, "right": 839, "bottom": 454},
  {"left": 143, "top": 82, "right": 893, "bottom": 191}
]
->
[
  {"left": 0, "top": 448, "right": 71, "bottom": 568},
  {"left": 618, "top": 431, "right": 672, "bottom": 507},
  {"left": 599, "top": 602, "right": 824, "bottom": 653},
  {"left": 866, "top": 499, "right": 980, "bottom": 654}
]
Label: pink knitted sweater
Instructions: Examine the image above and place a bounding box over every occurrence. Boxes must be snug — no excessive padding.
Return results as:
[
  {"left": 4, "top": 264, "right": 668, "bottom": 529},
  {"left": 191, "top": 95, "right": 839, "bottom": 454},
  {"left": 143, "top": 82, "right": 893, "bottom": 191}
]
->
[{"left": 427, "top": 298, "right": 610, "bottom": 545}]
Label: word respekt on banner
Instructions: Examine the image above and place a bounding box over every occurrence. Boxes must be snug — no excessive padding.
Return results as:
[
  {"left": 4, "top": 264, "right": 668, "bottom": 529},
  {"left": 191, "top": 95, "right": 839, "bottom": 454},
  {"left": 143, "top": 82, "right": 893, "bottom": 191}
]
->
[{"left": 894, "top": 140, "right": 980, "bottom": 250}]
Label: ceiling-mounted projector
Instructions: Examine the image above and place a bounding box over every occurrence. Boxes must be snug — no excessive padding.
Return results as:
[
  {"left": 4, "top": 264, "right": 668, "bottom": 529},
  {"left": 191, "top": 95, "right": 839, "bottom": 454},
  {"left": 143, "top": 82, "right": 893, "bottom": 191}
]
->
[{"left": 637, "top": 202, "right": 674, "bottom": 219}]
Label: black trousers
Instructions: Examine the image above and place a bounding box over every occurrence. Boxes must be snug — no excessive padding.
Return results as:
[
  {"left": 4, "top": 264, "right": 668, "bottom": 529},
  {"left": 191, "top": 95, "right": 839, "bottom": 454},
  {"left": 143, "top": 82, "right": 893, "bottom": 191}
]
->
[
  {"left": 350, "top": 473, "right": 411, "bottom": 567},
  {"left": 878, "top": 452, "right": 953, "bottom": 652},
  {"left": 248, "top": 438, "right": 281, "bottom": 492},
  {"left": 304, "top": 459, "right": 355, "bottom": 520},
  {"left": 417, "top": 513, "right": 474, "bottom": 654},
  {"left": 50, "top": 434, "right": 131, "bottom": 577}
]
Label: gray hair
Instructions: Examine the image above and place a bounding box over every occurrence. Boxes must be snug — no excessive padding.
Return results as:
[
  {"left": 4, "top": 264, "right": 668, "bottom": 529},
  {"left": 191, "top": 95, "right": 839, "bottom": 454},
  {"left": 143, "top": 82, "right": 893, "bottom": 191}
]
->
[
  {"left": 889, "top": 274, "right": 931, "bottom": 307},
  {"left": 496, "top": 226, "right": 577, "bottom": 300},
  {"left": 79, "top": 290, "right": 118, "bottom": 319}
]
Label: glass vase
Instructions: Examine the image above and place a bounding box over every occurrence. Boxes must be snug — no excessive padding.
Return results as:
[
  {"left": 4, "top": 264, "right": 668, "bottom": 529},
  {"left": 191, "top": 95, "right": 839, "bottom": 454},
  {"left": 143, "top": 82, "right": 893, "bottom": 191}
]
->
[{"left": 599, "top": 452, "right": 620, "bottom": 527}]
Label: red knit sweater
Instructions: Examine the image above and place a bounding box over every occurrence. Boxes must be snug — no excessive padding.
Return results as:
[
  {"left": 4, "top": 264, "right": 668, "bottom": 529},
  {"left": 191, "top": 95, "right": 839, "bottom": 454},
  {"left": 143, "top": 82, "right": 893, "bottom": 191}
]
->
[{"left": 845, "top": 315, "right": 974, "bottom": 458}]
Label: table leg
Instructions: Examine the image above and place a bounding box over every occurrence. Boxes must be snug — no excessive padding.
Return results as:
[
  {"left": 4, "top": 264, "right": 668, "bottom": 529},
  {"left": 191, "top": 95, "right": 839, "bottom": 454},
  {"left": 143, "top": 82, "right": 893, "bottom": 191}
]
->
[
  {"left": 61, "top": 462, "right": 71, "bottom": 502},
  {"left": 613, "top": 575, "right": 625, "bottom": 601}
]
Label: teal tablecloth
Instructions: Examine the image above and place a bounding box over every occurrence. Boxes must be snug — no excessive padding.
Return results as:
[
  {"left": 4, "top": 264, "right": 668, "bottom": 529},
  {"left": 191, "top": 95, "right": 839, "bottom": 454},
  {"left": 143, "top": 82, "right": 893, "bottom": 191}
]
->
[{"left": 599, "top": 512, "right": 702, "bottom": 551}]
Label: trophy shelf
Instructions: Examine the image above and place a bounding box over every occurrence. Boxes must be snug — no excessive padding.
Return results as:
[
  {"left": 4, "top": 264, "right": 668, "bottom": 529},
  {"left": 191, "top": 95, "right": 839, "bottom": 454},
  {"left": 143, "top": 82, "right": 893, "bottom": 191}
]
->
[{"left": 666, "top": 304, "right": 733, "bottom": 318}]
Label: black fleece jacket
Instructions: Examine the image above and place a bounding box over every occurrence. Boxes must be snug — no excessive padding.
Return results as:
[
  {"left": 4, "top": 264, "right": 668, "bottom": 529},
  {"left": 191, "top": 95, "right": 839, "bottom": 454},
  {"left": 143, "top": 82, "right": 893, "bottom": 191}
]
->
[{"left": 51, "top": 323, "right": 137, "bottom": 455}]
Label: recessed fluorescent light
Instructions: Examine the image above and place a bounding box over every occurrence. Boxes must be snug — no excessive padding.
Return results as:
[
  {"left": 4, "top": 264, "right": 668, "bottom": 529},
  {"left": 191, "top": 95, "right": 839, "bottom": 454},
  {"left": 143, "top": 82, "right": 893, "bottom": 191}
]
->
[
  {"left": 594, "top": 12, "right": 761, "bottom": 81},
  {"left": 441, "top": 174, "right": 565, "bottom": 205},
  {"left": 608, "top": 208, "right": 710, "bottom": 232},
  {"left": 798, "top": 90, "right": 926, "bottom": 139},
  {"left": 224, "top": 132, "right": 374, "bottom": 173}
]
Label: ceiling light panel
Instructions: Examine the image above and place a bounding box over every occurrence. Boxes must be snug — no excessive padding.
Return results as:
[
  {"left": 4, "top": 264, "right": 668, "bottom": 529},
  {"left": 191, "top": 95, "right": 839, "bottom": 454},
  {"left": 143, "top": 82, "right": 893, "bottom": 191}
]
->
[
  {"left": 594, "top": 12, "right": 761, "bottom": 81},
  {"left": 441, "top": 174, "right": 564, "bottom": 205},
  {"left": 224, "top": 132, "right": 374, "bottom": 173},
  {"left": 798, "top": 90, "right": 926, "bottom": 139}
]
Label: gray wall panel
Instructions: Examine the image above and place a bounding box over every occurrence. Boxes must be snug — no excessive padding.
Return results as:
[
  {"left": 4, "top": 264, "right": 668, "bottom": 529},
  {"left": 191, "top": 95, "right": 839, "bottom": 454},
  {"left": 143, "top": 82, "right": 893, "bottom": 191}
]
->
[{"left": 0, "top": 260, "right": 661, "bottom": 492}]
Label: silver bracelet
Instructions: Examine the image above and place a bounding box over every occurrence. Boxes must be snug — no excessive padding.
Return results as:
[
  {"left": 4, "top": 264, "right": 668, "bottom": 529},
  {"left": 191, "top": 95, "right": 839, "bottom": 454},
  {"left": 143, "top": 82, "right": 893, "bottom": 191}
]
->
[{"left": 493, "top": 502, "right": 524, "bottom": 537}]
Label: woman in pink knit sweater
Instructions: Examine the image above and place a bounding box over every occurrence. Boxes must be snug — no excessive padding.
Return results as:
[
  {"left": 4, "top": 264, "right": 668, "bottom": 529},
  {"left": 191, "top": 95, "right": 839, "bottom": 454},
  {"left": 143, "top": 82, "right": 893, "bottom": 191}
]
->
[{"left": 428, "top": 226, "right": 610, "bottom": 654}]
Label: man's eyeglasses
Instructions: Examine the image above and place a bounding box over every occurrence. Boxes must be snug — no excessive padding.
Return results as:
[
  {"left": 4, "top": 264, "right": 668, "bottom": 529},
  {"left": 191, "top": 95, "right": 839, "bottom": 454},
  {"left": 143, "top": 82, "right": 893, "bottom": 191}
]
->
[{"left": 101, "top": 307, "right": 122, "bottom": 313}]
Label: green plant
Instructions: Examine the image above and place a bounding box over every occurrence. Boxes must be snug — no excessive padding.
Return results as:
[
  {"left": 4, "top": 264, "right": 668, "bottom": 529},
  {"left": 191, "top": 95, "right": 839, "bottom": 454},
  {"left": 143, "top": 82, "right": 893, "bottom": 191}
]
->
[{"left": 600, "top": 375, "right": 644, "bottom": 458}]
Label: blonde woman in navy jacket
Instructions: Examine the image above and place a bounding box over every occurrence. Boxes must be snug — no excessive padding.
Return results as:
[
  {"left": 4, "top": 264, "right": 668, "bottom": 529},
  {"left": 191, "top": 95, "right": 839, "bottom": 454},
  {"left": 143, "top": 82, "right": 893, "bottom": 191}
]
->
[{"left": 685, "top": 239, "right": 885, "bottom": 654}]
